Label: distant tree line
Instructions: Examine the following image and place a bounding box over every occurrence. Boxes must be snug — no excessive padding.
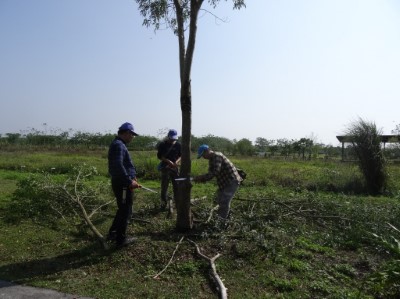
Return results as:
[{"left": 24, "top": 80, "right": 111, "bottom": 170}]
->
[
  {"left": 2, "top": 129, "right": 400, "bottom": 160},
  {"left": 0, "top": 129, "right": 348, "bottom": 159}
]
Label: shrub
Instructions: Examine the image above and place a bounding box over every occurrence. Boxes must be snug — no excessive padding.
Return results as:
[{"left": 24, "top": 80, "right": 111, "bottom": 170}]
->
[
  {"left": 369, "top": 224, "right": 400, "bottom": 298},
  {"left": 5, "top": 164, "right": 112, "bottom": 225},
  {"left": 346, "top": 118, "right": 387, "bottom": 194}
]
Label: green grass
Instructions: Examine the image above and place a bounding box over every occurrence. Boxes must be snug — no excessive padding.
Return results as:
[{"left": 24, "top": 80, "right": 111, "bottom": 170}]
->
[{"left": 0, "top": 150, "right": 400, "bottom": 298}]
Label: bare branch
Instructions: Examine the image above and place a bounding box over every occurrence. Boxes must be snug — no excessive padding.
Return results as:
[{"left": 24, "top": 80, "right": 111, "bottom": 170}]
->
[
  {"left": 206, "top": 205, "right": 219, "bottom": 223},
  {"left": 88, "top": 200, "right": 113, "bottom": 219},
  {"left": 61, "top": 175, "right": 108, "bottom": 249},
  {"left": 236, "top": 197, "right": 353, "bottom": 223},
  {"left": 387, "top": 223, "right": 400, "bottom": 233},
  {"left": 49, "top": 205, "right": 68, "bottom": 223},
  {"left": 146, "top": 236, "right": 185, "bottom": 279},
  {"left": 187, "top": 239, "right": 227, "bottom": 299},
  {"left": 199, "top": 8, "right": 228, "bottom": 24},
  {"left": 74, "top": 169, "right": 81, "bottom": 202}
]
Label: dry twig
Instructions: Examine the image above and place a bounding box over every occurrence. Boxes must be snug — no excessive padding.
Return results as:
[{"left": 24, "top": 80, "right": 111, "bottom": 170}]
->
[
  {"left": 187, "top": 239, "right": 227, "bottom": 299},
  {"left": 146, "top": 236, "right": 185, "bottom": 279},
  {"left": 238, "top": 196, "right": 353, "bottom": 223},
  {"left": 206, "top": 205, "right": 219, "bottom": 223},
  {"left": 131, "top": 217, "right": 151, "bottom": 224}
]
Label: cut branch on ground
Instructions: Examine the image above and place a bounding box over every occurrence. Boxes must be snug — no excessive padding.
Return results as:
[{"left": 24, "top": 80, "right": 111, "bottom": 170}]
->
[
  {"left": 146, "top": 236, "right": 185, "bottom": 279},
  {"left": 188, "top": 239, "right": 227, "bottom": 299}
]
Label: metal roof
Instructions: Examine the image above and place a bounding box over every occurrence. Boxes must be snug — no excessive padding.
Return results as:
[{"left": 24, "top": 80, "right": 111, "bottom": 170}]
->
[{"left": 336, "top": 135, "right": 400, "bottom": 143}]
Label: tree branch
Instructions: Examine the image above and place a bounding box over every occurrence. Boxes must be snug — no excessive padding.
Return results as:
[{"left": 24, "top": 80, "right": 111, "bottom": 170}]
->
[
  {"left": 146, "top": 236, "right": 185, "bottom": 279},
  {"left": 236, "top": 197, "right": 353, "bottom": 223},
  {"left": 206, "top": 205, "right": 219, "bottom": 223},
  {"left": 199, "top": 8, "right": 228, "bottom": 24},
  {"left": 88, "top": 200, "right": 113, "bottom": 219},
  {"left": 187, "top": 239, "right": 227, "bottom": 299}
]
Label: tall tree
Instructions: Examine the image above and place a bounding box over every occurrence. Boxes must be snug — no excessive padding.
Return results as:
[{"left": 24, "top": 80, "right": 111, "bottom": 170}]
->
[
  {"left": 135, "top": 0, "right": 246, "bottom": 231},
  {"left": 255, "top": 137, "right": 273, "bottom": 153},
  {"left": 235, "top": 138, "right": 254, "bottom": 156}
]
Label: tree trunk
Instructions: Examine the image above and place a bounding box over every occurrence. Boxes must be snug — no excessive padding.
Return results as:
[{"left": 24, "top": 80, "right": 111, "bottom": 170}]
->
[
  {"left": 176, "top": 79, "right": 193, "bottom": 231},
  {"left": 173, "top": 0, "right": 204, "bottom": 232}
]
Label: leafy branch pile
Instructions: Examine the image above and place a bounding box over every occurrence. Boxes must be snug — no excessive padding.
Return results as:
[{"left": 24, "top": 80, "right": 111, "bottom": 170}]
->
[{"left": 5, "top": 164, "right": 113, "bottom": 248}]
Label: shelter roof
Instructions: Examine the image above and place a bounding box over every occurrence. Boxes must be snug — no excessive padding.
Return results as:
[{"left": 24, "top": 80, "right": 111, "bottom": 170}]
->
[{"left": 336, "top": 135, "right": 400, "bottom": 143}]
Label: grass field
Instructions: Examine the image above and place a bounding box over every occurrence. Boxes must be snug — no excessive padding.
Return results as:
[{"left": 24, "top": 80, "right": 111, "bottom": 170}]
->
[{"left": 0, "top": 149, "right": 399, "bottom": 298}]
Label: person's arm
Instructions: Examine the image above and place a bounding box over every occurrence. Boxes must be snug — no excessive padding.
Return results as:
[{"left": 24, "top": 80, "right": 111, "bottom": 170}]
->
[
  {"left": 175, "top": 143, "right": 182, "bottom": 167},
  {"left": 159, "top": 142, "right": 181, "bottom": 169},
  {"left": 109, "top": 143, "right": 129, "bottom": 178},
  {"left": 194, "top": 156, "right": 220, "bottom": 182},
  {"left": 157, "top": 142, "right": 172, "bottom": 165},
  {"left": 129, "top": 179, "right": 140, "bottom": 190},
  {"left": 166, "top": 148, "right": 181, "bottom": 169},
  {"left": 111, "top": 142, "right": 139, "bottom": 188},
  {"left": 156, "top": 142, "right": 164, "bottom": 160}
]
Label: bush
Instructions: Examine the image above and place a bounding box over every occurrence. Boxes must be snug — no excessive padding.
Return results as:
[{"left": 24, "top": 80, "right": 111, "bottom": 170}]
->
[
  {"left": 346, "top": 118, "right": 387, "bottom": 194},
  {"left": 5, "top": 164, "right": 112, "bottom": 225}
]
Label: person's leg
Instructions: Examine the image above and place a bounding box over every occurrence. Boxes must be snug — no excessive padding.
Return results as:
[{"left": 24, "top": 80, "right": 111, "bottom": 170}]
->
[
  {"left": 128, "top": 190, "right": 135, "bottom": 222},
  {"left": 110, "top": 180, "right": 132, "bottom": 245},
  {"left": 216, "top": 181, "right": 239, "bottom": 219},
  {"left": 169, "top": 169, "right": 179, "bottom": 201},
  {"left": 108, "top": 179, "right": 120, "bottom": 238},
  {"left": 160, "top": 169, "right": 169, "bottom": 208}
]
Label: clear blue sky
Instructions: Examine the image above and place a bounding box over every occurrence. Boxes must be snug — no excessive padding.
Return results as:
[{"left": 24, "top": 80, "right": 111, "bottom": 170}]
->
[{"left": 1, "top": 0, "right": 399, "bottom": 145}]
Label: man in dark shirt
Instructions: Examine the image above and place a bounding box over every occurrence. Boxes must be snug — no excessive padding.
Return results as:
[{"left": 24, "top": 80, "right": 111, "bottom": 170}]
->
[
  {"left": 108, "top": 122, "right": 140, "bottom": 248},
  {"left": 193, "top": 144, "right": 242, "bottom": 219},
  {"left": 156, "top": 129, "right": 181, "bottom": 210}
]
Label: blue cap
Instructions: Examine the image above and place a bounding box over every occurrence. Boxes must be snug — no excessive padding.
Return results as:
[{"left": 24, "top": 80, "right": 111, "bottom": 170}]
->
[
  {"left": 119, "top": 122, "right": 139, "bottom": 136},
  {"left": 197, "top": 144, "right": 209, "bottom": 158},
  {"left": 168, "top": 129, "right": 178, "bottom": 140}
]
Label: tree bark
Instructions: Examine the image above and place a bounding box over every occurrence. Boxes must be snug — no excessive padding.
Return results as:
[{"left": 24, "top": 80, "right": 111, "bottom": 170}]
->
[
  {"left": 176, "top": 81, "right": 193, "bottom": 231},
  {"left": 174, "top": 0, "right": 204, "bottom": 232}
]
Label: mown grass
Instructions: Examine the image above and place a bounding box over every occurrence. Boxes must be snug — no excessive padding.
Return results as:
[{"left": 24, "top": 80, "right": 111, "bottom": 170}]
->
[{"left": 0, "top": 150, "right": 399, "bottom": 298}]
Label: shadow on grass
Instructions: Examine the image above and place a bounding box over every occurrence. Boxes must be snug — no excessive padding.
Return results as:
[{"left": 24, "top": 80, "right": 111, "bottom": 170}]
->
[{"left": 0, "top": 242, "right": 113, "bottom": 284}]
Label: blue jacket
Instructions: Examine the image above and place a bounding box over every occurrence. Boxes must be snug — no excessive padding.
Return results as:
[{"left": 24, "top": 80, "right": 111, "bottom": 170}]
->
[{"left": 108, "top": 137, "right": 136, "bottom": 186}]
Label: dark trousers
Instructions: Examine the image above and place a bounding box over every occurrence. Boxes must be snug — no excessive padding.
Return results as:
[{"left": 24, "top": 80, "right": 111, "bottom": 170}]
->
[
  {"left": 160, "top": 168, "right": 178, "bottom": 202},
  {"left": 109, "top": 179, "right": 133, "bottom": 244}
]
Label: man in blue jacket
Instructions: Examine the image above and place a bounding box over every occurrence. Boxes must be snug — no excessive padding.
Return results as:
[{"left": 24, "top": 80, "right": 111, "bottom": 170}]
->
[
  {"left": 156, "top": 129, "right": 181, "bottom": 210},
  {"left": 107, "top": 122, "right": 140, "bottom": 248}
]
